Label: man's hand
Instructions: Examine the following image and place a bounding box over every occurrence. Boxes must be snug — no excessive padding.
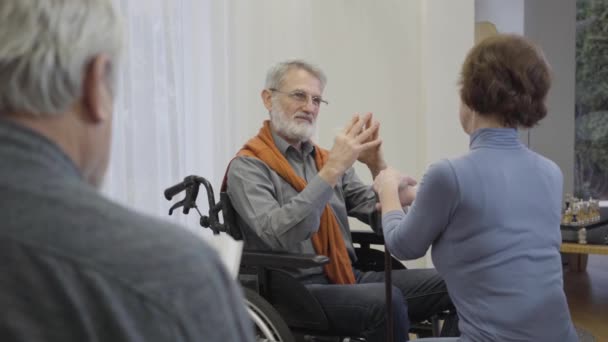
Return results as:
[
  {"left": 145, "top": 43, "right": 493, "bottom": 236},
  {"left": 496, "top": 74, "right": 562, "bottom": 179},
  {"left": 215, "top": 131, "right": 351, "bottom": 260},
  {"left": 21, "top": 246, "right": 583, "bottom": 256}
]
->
[
  {"left": 319, "top": 113, "right": 382, "bottom": 186},
  {"left": 356, "top": 113, "right": 387, "bottom": 178}
]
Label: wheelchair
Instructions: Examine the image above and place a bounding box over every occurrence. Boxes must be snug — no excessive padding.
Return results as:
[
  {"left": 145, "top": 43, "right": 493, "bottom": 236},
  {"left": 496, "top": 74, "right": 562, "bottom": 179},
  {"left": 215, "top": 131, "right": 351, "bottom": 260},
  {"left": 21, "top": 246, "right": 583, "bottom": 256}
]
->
[{"left": 164, "top": 175, "right": 455, "bottom": 342}]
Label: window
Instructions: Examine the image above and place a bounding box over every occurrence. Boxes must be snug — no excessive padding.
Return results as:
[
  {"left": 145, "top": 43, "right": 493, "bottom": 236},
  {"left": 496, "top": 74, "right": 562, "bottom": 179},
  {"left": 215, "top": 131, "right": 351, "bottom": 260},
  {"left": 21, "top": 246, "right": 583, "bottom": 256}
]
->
[{"left": 575, "top": 0, "right": 608, "bottom": 199}]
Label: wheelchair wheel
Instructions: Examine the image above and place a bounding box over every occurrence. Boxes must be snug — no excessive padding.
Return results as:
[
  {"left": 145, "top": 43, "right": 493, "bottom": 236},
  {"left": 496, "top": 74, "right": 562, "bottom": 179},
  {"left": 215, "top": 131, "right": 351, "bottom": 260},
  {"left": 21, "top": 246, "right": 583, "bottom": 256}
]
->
[{"left": 244, "top": 287, "right": 296, "bottom": 342}]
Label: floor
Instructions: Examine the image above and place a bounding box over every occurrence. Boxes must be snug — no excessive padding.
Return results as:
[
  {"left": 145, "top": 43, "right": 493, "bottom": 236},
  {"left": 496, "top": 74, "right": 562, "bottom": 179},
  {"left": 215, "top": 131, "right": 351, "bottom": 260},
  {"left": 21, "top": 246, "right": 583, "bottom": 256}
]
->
[
  {"left": 408, "top": 255, "right": 607, "bottom": 341},
  {"left": 564, "top": 255, "right": 608, "bottom": 341}
]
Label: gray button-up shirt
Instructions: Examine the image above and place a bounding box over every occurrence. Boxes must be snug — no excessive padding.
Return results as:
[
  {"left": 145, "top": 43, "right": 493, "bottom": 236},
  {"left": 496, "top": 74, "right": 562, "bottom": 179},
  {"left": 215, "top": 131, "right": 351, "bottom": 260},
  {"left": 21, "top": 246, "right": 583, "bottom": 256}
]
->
[
  {"left": 226, "top": 130, "right": 378, "bottom": 279},
  {"left": 0, "top": 119, "right": 254, "bottom": 341}
]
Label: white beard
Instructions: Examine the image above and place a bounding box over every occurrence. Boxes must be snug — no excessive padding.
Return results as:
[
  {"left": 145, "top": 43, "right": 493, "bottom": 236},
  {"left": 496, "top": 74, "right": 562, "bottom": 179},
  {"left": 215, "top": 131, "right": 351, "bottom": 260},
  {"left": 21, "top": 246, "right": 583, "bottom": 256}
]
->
[{"left": 269, "top": 100, "right": 316, "bottom": 143}]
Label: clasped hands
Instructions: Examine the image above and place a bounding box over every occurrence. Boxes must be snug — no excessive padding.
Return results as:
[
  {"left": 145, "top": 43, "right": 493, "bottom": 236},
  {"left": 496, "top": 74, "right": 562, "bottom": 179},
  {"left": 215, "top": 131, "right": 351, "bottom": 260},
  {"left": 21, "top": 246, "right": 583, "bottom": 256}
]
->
[
  {"left": 319, "top": 112, "right": 382, "bottom": 184},
  {"left": 319, "top": 112, "right": 417, "bottom": 209},
  {"left": 373, "top": 168, "right": 417, "bottom": 212}
]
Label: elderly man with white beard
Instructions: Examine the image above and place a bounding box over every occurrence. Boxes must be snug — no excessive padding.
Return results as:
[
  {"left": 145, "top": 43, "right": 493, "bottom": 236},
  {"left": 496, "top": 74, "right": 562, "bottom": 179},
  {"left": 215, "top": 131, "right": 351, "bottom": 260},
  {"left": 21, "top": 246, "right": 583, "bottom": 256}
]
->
[{"left": 223, "top": 60, "right": 457, "bottom": 341}]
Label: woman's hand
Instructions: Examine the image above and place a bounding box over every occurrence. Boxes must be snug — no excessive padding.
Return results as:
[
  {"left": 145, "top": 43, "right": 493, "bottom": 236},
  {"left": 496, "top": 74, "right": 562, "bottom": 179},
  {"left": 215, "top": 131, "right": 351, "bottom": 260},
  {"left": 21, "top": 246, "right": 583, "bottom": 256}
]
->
[
  {"left": 373, "top": 167, "right": 402, "bottom": 213},
  {"left": 373, "top": 167, "right": 401, "bottom": 197},
  {"left": 398, "top": 176, "right": 417, "bottom": 207},
  {"left": 374, "top": 168, "right": 417, "bottom": 213}
]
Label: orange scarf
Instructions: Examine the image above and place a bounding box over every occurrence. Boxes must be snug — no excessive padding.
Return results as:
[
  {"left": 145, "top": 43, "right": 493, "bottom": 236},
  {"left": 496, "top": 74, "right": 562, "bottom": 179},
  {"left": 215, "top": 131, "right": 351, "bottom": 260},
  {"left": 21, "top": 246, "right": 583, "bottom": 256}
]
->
[{"left": 222, "top": 120, "right": 355, "bottom": 284}]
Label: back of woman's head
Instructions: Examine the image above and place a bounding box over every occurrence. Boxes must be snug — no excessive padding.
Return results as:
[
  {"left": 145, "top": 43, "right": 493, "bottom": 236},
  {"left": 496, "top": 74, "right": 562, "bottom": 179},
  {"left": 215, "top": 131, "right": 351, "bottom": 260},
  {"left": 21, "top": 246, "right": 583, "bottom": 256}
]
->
[{"left": 459, "top": 34, "right": 551, "bottom": 128}]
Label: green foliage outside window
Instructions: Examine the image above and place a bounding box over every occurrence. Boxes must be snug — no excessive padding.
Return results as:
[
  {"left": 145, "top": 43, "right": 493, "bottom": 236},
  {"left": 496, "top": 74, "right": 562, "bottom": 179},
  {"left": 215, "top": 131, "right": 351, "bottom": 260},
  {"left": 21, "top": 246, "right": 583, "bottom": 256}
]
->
[{"left": 575, "top": 0, "right": 608, "bottom": 198}]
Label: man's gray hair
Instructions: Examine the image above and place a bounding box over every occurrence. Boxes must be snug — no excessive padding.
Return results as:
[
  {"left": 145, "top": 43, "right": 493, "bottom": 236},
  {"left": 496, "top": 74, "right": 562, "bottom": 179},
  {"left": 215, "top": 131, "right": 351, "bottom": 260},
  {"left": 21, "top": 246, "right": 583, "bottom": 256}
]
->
[
  {"left": 0, "top": 0, "right": 123, "bottom": 116},
  {"left": 265, "top": 60, "right": 327, "bottom": 90}
]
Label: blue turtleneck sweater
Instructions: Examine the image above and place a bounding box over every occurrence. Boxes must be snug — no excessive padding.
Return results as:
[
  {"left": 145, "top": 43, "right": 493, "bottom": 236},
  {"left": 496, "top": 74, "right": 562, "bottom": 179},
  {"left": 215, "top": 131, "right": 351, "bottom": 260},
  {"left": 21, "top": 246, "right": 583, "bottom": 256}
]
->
[{"left": 383, "top": 128, "right": 577, "bottom": 342}]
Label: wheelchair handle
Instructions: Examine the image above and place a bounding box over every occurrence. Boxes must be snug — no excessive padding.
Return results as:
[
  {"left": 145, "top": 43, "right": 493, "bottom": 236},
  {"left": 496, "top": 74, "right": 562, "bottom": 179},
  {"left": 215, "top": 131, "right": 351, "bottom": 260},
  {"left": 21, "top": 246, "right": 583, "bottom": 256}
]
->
[
  {"left": 164, "top": 180, "right": 190, "bottom": 200},
  {"left": 163, "top": 175, "right": 226, "bottom": 235}
]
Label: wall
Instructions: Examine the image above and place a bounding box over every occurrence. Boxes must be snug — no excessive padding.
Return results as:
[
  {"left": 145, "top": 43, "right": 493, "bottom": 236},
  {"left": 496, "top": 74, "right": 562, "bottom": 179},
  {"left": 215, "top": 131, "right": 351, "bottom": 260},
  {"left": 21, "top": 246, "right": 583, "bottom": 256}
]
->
[
  {"left": 420, "top": 0, "right": 474, "bottom": 171},
  {"left": 415, "top": 0, "right": 475, "bottom": 267},
  {"left": 475, "top": 0, "right": 524, "bottom": 34},
  {"left": 524, "top": 0, "right": 576, "bottom": 195}
]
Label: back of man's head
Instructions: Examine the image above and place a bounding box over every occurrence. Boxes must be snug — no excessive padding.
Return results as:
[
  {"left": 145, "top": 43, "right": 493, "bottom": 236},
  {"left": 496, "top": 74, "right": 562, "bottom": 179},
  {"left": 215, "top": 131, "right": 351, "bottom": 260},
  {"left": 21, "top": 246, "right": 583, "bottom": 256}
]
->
[
  {"left": 0, "top": 0, "right": 122, "bottom": 116},
  {"left": 0, "top": 0, "right": 123, "bottom": 186}
]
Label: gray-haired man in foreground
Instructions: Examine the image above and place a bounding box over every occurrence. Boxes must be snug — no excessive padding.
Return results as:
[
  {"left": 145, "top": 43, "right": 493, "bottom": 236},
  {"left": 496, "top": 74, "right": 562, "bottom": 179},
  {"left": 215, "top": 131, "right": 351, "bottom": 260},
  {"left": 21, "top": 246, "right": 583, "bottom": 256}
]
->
[{"left": 0, "top": 1, "right": 254, "bottom": 341}]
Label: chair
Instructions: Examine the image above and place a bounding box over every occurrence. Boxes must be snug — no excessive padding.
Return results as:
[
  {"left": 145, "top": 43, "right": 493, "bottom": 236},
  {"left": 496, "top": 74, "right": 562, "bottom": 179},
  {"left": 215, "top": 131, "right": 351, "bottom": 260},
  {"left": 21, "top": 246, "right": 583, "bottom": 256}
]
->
[{"left": 164, "top": 175, "right": 451, "bottom": 341}]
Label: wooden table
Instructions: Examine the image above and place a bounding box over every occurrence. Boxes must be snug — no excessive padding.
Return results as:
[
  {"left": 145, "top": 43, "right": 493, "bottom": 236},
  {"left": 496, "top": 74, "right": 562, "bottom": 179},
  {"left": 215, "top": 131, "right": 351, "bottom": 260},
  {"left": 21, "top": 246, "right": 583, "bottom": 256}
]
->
[
  {"left": 560, "top": 207, "right": 608, "bottom": 272},
  {"left": 561, "top": 242, "right": 608, "bottom": 272}
]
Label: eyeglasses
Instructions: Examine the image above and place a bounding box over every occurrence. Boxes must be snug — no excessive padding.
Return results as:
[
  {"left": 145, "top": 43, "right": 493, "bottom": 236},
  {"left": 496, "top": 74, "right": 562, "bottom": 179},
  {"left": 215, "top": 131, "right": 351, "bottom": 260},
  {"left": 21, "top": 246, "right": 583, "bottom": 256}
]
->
[{"left": 269, "top": 88, "right": 329, "bottom": 107}]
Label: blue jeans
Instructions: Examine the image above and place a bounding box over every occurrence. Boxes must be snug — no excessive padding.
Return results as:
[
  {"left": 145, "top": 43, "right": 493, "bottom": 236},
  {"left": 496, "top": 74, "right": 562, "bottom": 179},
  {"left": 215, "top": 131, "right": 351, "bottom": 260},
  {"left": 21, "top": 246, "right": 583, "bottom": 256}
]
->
[{"left": 302, "top": 268, "right": 453, "bottom": 342}]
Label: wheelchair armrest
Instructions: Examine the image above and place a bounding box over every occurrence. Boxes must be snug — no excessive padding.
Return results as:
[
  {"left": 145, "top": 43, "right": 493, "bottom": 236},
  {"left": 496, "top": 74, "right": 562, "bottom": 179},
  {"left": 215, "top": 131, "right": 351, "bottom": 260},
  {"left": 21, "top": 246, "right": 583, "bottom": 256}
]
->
[
  {"left": 241, "top": 251, "right": 330, "bottom": 269},
  {"left": 352, "top": 230, "right": 385, "bottom": 246}
]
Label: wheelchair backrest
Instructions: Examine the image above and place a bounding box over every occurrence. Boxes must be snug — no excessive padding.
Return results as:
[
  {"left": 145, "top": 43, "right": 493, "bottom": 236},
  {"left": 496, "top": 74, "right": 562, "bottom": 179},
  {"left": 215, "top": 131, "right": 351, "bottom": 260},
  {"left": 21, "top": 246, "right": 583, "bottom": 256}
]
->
[{"left": 219, "top": 192, "right": 243, "bottom": 241}]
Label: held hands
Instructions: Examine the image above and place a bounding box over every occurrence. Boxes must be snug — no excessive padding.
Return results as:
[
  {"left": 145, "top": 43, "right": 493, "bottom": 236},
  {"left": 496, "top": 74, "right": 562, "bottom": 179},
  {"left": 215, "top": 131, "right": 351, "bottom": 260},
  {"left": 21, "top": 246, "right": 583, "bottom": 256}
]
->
[
  {"left": 319, "top": 113, "right": 382, "bottom": 186},
  {"left": 397, "top": 175, "right": 417, "bottom": 207},
  {"left": 373, "top": 168, "right": 418, "bottom": 213}
]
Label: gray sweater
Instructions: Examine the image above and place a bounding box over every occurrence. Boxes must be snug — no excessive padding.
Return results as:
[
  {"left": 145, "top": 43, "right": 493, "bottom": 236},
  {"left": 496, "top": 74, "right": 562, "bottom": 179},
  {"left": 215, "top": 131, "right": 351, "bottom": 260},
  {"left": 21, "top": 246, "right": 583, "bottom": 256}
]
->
[
  {"left": 383, "top": 128, "right": 576, "bottom": 342},
  {"left": 0, "top": 119, "right": 254, "bottom": 341}
]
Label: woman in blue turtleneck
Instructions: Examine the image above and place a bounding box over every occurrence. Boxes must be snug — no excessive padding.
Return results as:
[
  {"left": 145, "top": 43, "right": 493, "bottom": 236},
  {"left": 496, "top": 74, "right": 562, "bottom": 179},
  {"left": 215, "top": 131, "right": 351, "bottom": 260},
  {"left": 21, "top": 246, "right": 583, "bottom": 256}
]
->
[{"left": 374, "top": 34, "right": 577, "bottom": 342}]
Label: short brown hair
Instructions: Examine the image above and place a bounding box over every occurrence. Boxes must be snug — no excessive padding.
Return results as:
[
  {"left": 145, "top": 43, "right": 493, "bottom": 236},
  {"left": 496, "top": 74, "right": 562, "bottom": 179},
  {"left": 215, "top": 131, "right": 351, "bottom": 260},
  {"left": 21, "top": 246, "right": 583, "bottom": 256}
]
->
[{"left": 459, "top": 34, "right": 551, "bottom": 128}]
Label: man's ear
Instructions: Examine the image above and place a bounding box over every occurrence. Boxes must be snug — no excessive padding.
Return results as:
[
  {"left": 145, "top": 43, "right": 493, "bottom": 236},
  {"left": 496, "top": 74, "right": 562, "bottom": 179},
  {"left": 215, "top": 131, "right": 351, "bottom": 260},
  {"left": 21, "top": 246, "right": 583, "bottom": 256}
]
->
[
  {"left": 82, "top": 54, "right": 112, "bottom": 123},
  {"left": 261, "top": 89, "right": 273, "bottom": 112}
]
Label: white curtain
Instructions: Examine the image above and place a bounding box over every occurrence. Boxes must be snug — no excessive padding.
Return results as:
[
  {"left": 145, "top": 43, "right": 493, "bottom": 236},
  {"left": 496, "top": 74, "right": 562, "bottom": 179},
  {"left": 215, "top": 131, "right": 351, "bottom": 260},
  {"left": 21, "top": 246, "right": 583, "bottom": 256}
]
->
[{"left": 104, "top": 0, "right": 217, "bottom": 230}]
